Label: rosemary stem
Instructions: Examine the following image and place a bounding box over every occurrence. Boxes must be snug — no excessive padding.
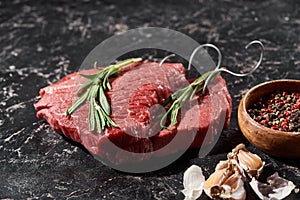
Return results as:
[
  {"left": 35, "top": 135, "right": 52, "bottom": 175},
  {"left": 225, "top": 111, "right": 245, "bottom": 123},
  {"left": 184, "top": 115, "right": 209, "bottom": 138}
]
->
[
  {"left": 160, "top": 69, "right": 220, "bottom": 129},
  {"left": 66, "top": 58, "right": 142, "bottom": 133}
]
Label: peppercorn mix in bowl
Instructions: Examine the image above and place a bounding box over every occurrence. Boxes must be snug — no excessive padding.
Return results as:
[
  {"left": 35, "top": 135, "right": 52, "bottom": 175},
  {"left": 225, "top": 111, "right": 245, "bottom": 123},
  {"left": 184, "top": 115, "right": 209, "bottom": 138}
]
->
[{"left": 238, "top": 79, "right": 300, "bottom": 158}]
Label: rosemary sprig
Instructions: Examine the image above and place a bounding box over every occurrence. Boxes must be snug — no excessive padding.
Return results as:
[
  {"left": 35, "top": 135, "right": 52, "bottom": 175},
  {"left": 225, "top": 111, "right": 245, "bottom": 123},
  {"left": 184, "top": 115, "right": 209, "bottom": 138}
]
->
[
  {"left": 160, "top": 70, "right": 218, "bottom": 129},
  {"left": 66, "top": 58, "right": 142, "bottom": 133}
]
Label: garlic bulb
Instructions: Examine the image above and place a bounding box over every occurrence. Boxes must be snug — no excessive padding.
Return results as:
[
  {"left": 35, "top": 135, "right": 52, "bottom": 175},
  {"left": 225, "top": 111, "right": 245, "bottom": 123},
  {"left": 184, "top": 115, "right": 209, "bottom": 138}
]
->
[{"left": 181, "top": 144, "right": 295, "bottom": 200}]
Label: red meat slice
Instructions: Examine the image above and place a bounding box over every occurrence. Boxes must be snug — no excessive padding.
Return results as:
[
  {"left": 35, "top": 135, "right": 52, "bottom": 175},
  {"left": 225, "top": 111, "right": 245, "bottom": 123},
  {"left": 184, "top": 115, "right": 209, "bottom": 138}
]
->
[{"left": 34, "top": 62, "right": 232, "bottom": 164}]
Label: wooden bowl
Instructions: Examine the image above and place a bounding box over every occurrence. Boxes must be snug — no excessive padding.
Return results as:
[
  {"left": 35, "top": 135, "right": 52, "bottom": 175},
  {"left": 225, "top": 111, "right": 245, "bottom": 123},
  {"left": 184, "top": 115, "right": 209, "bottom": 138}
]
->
[{"left": 238, "top": 79, "right": 300, "bottom": 158}]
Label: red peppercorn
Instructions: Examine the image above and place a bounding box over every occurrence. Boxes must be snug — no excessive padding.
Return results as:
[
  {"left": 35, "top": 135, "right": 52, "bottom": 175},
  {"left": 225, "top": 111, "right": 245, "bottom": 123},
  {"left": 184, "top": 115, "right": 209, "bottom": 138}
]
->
[
  {"left": 261, "top": 119, "right": 268, "bottom": 125},
  {"left": 271, "top": 125, "right": 278, "bottom": 129},
  {"left": 284, "top": 110, "right": 290, "bottom": 117},
  {"left": 296, "top": 99, "right": 300, "bottom": 108},
  {"left": 282, "top": 124, "right": 288, "bottom": 130},
  {"left": 247, "top": 90, "right": 300, "bottom": 132},
  {"left": 267, "top": 100, "right": 272, "bottom": 104},
  {"left": 282, "top": 91, "right": 287, "bottom": 96}
]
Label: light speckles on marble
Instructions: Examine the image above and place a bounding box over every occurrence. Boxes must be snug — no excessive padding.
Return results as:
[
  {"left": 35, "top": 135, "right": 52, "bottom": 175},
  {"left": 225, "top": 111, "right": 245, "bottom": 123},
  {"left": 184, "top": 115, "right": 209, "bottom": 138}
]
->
[{"left": 0, "top": 0, "right": 299, "bottom": 199}]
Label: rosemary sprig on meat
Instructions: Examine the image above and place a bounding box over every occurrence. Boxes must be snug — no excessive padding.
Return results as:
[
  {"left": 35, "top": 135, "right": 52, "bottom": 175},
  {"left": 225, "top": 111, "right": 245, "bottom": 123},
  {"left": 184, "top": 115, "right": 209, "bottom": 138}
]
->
[
  {"left": 160, "top": 41, "right": 263, "bottom": 129},
  {"left": 66, "top": 58, "right": 142, "bottom": 133},
  {"left": 160, "top": 70, "right": 218, "bottom": 129}
]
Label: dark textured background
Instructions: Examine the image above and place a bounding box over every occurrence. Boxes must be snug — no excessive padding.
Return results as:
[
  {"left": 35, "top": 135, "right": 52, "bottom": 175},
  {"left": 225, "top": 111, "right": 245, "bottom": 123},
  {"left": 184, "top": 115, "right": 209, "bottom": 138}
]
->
[{"left": 0, "top": 0, "right": 299, "bottom": 199}]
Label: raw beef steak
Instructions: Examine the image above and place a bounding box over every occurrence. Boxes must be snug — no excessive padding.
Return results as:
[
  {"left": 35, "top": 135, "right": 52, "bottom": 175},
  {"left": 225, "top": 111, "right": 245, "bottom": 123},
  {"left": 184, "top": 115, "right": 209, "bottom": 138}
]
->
[{"left": 34, "top": 62, "right": 232, "bottom": 164}]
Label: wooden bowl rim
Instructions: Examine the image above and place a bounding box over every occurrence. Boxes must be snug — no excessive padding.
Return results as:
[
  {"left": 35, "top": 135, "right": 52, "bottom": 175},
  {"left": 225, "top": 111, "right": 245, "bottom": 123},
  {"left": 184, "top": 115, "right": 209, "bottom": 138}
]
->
[{"left": 241, "top": 79, "right": 300, "bottom": 136}]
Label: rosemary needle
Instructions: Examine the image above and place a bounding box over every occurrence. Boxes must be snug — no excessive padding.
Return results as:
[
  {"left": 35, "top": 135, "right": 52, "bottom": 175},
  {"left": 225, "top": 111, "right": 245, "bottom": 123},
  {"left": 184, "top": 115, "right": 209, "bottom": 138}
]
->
[
  {"left": 67, "top": 58, "right": 217, "bottom": 132},
  {"left": 160, "top": 70, "right": 218, "bottom": 129},
  {"left": 66, "top": 58, "right": 142, "bottom": 133}
]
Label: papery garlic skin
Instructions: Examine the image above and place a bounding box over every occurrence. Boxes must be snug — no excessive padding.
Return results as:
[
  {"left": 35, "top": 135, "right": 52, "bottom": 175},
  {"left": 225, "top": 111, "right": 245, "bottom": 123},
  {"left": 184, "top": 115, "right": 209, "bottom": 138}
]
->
[
  {"left": 182, "top": 165, "right": 205, "bottom": 200},
  {"left": 249, "top": 178, "right": 267, "bottom": 200},
  {"left": 270, "top": 182, "right": 295, "bottom": 199},
  {"left": 182, "top": 189, "right": 203, "bottom": 200},
  {"left": 229, "top": 178, "right": 246, "bottom": 200},
  {"left": 249, "top": 173, "right": 296, "bottom": 200}
]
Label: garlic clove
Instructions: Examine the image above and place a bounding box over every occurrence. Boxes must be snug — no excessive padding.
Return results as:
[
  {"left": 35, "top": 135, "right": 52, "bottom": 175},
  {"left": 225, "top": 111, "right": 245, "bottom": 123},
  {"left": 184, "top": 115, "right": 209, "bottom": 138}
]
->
[
  {"left": 222, "top": 171, "right": 246, "bottom": 200},
  {"left": 229, "top": 158, "right": 247, "bottom": 181},
  {"left": 237, "top": 149, "right": 264, "bottom": 178},
  {"left": 230, "top": 143, "right": 264, "bottom": 178},
  {"left": 215, "top": 160, "right": 230, "bottom": 171},
  {"left": 204, "top": 162, "right": 246, "bottom": 200},
  {"left": 231, "top": 143, "right": 246, "bottom": 154},
  {"left": 203, "top": 167, "right": 227, "bottom": 197},
  {"left": 182, "top": 165, "right": 205, "bottom": 200},
  {"left": 250, "top": 172, "right": 296, "bottom": 200},
  {"left": 223, "top": 171, "right": 241, "bottom": 191},
  {"left": 204, "top": 172, "right": 246, "bottom": 200}
]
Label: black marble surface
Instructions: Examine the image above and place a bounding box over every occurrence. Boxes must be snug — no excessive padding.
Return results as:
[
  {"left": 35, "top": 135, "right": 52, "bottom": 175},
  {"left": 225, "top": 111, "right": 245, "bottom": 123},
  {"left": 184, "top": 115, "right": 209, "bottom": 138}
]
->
[{"left": 0, "top": 0, "right": 299, "bottom": 199}]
